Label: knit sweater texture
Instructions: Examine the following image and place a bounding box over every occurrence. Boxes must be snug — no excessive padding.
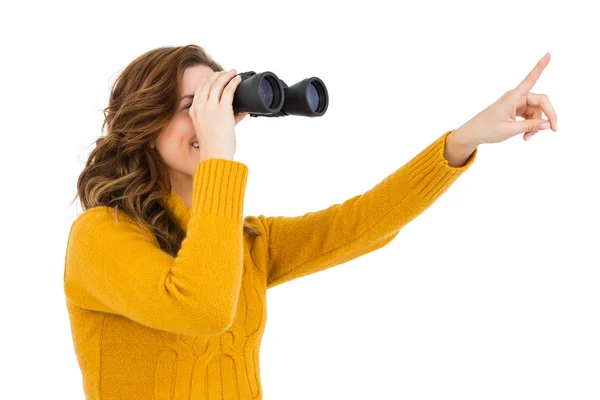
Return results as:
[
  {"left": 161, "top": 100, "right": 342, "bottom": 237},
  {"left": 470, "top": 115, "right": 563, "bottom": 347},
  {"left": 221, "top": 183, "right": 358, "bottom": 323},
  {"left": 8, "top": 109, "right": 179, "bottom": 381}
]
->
[{"left": 64, "top": 129, "right": 477, "bottom": 399}]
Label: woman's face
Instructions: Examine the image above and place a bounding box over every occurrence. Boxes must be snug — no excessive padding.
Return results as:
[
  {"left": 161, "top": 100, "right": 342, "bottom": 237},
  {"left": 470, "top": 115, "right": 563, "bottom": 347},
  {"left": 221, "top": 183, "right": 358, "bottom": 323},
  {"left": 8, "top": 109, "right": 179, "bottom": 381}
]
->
[{"left": 155, "top": 64, "right": 216, "bottom": 184}]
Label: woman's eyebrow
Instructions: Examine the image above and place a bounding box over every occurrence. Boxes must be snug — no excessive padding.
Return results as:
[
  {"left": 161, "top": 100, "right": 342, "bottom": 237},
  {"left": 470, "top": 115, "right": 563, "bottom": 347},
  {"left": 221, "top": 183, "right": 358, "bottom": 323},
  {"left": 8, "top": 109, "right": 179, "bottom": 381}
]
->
[{"left": 179, "top": 94, "right": 194, "bottom": 102}]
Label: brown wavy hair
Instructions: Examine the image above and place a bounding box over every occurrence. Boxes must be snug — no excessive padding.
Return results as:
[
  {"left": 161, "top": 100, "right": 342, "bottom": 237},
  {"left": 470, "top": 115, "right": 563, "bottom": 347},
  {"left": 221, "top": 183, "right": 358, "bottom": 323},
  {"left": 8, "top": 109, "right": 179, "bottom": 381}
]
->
[{"left": 69, "top": 44, "right": 261, "bottom": 258}]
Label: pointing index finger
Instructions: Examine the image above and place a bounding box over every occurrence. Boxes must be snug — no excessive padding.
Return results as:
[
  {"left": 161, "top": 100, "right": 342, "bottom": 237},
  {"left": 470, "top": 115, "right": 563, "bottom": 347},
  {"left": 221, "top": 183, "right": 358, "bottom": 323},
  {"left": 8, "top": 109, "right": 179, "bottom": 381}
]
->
[{"left": 512, "top": 52, "right": 551, "bottom": 99}]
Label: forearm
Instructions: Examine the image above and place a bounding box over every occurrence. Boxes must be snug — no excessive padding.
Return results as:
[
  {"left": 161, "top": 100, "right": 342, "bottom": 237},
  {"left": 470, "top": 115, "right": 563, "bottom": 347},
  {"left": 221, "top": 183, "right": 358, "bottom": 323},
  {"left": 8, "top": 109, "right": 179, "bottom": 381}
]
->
[{"left": 443, "top": 129, "right": 478, "bottom": 168}]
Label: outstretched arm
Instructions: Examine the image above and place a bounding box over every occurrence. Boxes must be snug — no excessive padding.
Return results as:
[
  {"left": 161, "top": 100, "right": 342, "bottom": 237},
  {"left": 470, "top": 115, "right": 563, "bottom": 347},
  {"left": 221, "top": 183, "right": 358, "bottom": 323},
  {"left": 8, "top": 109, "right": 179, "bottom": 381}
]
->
[
  {"left": 248, "top": 129, "right": 477, "bottom": 289},
  {"left": 246, "top": 130, "right": 477, "bottom": 288}
]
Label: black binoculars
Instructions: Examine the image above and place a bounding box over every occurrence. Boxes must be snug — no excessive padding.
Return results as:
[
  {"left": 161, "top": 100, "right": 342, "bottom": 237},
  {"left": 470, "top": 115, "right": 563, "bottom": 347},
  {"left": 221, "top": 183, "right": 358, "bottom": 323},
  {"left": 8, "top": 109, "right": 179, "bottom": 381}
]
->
[{"left": 233, "top": 71, "right": 328, "bottom": 118}]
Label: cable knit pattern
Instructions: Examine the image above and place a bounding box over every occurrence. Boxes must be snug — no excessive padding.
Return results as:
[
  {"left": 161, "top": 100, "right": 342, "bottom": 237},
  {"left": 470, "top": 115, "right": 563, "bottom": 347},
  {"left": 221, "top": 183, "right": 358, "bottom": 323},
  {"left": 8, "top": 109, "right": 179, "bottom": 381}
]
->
[{"left": 64, "top": 129, "right": 477, "bottom": 399}]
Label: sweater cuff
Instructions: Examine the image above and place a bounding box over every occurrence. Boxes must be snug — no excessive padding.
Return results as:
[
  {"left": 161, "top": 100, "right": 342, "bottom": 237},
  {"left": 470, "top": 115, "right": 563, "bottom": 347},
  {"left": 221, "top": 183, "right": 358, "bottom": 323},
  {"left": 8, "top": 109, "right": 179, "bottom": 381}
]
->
[
  {"left": 400, "top": 129, "right": 477, "bottom": 202},
  {"left": 190, "top": 158, "right": 249, "bottom": 220}
]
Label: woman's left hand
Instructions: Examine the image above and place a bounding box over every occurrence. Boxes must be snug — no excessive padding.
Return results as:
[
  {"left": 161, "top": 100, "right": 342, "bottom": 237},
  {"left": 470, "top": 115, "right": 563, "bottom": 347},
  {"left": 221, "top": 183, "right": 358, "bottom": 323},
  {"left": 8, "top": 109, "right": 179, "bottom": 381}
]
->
[{"left": 452, "top": 52, "right": 558, "bottom": 146}]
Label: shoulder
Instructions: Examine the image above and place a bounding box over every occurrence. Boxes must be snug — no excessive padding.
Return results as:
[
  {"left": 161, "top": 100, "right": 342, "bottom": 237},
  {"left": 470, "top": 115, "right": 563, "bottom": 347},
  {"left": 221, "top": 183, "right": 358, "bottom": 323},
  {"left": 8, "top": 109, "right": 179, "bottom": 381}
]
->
[
  {"left": 69, "top": 206, "right": 155, "bottom": 244},
  {"left": 71, "top": 206, "right": 132, "bottom": 230}
]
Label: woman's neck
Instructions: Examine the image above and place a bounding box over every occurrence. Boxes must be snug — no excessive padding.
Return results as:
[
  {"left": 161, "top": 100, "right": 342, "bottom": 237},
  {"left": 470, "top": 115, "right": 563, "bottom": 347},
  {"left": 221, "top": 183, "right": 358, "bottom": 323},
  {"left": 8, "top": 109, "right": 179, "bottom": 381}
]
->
[{"left": 169, "top": 171, "right": 193, "bottom": 209}]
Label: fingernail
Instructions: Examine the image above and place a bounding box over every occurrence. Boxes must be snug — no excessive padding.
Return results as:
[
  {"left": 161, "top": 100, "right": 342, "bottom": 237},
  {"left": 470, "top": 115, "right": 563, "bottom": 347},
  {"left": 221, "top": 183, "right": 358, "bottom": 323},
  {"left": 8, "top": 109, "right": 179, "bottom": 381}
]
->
[{"left": 541, "top": 122, "right": 550, "bottom": 129}]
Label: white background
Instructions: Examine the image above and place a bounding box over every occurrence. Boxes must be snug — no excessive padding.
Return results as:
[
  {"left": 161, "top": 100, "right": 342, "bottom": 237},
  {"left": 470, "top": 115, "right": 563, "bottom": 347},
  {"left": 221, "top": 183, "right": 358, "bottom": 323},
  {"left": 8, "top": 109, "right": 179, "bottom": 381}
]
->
[{"left": 1, "top": 0, "right": 599, "bottom": 399}]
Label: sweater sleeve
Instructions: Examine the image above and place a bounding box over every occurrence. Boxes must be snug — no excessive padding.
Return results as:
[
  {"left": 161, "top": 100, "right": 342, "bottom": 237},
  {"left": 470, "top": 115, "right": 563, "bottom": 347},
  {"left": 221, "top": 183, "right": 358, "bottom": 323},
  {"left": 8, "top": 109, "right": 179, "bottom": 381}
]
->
[
  {"left": 255, "top": 130, "right": 477, "bottom": 289},
  {"left": 64, "top": 158, "right": 248, "bottom": 336}
]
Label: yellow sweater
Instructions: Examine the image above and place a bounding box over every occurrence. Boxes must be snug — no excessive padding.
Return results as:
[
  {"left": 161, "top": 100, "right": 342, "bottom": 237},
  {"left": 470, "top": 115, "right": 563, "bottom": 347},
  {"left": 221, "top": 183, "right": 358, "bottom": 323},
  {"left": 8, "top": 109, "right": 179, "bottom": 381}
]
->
[{"left": 64, "top": 129, "right": 477, "bottom": 399}]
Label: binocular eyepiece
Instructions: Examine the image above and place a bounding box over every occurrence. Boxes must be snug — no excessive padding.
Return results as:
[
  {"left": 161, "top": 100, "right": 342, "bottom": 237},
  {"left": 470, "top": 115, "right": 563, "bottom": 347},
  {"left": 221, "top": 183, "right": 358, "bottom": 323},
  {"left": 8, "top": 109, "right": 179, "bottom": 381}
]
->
[{"left": 233, "top": 71, "right": 328, "bottom": 118}]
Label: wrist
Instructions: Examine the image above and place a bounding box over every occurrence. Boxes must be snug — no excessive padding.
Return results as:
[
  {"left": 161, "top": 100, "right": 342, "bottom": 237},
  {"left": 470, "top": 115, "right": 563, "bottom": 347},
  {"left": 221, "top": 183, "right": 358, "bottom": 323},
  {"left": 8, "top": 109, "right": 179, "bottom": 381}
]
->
[
  {"left": 449, "top": 127, "right": 479, "bottom": 148},
  {"left": 200, "top": 148, "right": 235, "bottom": 162},
  {"left": 444, "top": 130, "right": 478, "bottom": 168}
]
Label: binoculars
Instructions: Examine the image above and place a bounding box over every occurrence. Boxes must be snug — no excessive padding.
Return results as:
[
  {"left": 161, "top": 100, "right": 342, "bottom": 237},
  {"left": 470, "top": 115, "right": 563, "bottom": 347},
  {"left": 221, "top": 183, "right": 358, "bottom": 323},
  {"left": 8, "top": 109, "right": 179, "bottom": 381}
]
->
[{"left": 233, "top": 71, "right": 329, "bottom": 118}]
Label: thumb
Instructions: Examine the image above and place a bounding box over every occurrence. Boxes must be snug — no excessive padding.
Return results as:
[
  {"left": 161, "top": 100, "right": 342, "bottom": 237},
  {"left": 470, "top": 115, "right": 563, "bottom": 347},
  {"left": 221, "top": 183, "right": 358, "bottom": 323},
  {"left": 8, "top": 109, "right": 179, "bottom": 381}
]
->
[
  {"left": 508, "top": 119, "right": 551, "bottom": 136},
  {"left": 234, "top": 112, "right": 249, "bottom": 126}
]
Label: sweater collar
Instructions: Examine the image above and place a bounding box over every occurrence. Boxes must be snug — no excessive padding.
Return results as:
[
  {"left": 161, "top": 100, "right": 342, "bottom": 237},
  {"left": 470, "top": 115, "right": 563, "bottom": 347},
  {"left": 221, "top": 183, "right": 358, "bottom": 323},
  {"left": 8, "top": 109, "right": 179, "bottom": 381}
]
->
[{"left": 164, "top": 189, "right": 190, "bottom": 230}]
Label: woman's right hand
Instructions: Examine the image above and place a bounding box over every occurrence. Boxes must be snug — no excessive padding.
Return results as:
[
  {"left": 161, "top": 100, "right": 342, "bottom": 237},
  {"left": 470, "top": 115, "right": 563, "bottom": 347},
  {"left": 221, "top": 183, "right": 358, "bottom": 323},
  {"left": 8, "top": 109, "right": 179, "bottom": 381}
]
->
[{"left": 188, "top": 69, "right": 244, "bottom": 161}]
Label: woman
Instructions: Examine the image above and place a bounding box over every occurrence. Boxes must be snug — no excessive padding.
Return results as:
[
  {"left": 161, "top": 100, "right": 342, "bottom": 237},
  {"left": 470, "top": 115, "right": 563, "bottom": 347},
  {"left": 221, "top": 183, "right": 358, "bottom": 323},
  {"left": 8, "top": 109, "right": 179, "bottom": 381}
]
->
[{"left": 64, "top": 45, "right": 557, "bottom": 399}]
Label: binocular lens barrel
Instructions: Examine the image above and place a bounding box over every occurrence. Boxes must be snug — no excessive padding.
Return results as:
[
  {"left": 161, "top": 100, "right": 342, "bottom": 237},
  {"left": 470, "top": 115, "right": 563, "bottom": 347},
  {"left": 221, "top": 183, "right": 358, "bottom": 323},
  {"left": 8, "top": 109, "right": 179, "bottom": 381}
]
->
[{"left": 233, "top": 71, "right": 328, "bottom": 118}]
